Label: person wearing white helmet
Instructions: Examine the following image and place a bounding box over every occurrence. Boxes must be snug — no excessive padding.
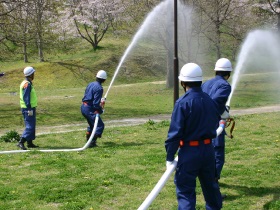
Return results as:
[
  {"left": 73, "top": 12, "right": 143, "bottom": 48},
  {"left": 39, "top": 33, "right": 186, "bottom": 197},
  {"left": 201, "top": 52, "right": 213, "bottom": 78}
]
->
[
  {"left": 202, "top": 58, "right": 232, "bottom": 198},
  {"left": 17, "top": 66, "right": 39, "bottom": 150},
  {"left": 165, "top": 63, "right": 222, "bottom": 209},
  {"left": 81, "top": 70, "right": 107, "bottom": 147}
]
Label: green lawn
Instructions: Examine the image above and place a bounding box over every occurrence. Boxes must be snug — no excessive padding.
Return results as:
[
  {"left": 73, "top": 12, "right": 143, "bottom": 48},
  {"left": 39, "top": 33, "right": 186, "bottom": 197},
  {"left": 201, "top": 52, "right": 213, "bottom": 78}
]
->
[
  {"left": 1, "top": 71, "right": 280, "bottom": 133},
  {"left": 0, "top": 59, "right": 280, "bottom": 209},
  {"left": 0, "top": 112, "right": 279, "bottom": 209}
]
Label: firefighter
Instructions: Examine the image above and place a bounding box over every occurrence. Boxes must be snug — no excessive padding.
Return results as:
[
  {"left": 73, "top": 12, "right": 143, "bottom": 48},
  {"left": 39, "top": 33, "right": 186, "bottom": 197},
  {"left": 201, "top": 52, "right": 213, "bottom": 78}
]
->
[
  {"left": 202, "top": 58, "right": 232, "bottom": 187},
  {"left": 81, "top": 70, "right": 107, "bottom": 147},
  {"left": 17, "top": 67, "right": 38, "bottom": 150},
  {"left": 165, "top": 63, "right": 222, "bottom": 210}
]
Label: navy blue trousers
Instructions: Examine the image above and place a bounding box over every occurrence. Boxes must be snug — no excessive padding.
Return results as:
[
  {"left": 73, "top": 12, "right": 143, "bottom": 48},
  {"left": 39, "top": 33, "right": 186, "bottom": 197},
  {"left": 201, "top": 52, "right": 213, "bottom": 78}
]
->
[
  {"left": 21, "top": 108, "right": 36, "bottom": 142},
  {"left": 212, "top": 134, "right": 225, "bottom": 180},
  {"left": 81, "top": 105, "right": 104, "bottom": 137},
  {"left": 175, "top": 143, "right": 222, "bottom": 210}
]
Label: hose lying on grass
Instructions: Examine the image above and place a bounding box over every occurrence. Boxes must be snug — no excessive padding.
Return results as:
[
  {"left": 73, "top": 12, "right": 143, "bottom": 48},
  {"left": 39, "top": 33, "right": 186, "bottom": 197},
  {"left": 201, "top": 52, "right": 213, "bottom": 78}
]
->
[{"left": 0, "top": 114, "right": 100, "bottom": 154}]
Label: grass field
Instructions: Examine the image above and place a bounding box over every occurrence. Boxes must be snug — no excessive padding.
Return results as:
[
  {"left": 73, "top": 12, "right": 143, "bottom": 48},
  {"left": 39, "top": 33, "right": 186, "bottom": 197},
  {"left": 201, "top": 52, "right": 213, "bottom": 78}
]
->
[
  {"left": 0, "top": 112, "right": 279, "bottom": 209},
  {"left": 1, "top": 52, "right": 280, "bottom": 209},
  {"left": 1, "top": 71, "right": 280, "bottom": 132}
]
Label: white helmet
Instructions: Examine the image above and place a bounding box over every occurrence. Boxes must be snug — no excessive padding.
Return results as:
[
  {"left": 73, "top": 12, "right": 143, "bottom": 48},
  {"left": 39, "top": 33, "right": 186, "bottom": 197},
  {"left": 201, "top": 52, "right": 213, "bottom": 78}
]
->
[
  {"left": 214, "top": 58, "right": 232, "bottom": 71},
  {"left": 23, "top": 66, "right": 35, "bottom": 76},
  {"left": 96, "top": 70, "right": 107, "bottom": 79},
  {"left": 178, "top": 63, "right": 202, "bottom": 82}
]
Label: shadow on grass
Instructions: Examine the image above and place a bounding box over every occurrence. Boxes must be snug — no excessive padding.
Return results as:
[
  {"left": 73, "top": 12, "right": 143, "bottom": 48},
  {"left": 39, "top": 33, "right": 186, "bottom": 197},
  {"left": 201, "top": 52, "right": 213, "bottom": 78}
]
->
[
  {"left": 220, "top": 182, "right": 280, "bottom": 208},
  {"left": 102, "top": 141, "right": 144, "bottom": 147},
  {"left": 102, "top": 139, "right": 161, "bottom": 148},
  {"left": 36, "top": 146, "right": 82, "bottom": 150}
]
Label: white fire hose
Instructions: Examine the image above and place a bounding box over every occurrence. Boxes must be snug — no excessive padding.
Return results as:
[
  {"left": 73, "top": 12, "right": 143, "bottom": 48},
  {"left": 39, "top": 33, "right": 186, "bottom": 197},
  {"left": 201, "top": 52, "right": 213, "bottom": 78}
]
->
[
  {"left": 137, "top": 120, "right": 226, "bottom": 210},
  {"left": 0, "top": 114, "right": 100, "bottom": 154}
]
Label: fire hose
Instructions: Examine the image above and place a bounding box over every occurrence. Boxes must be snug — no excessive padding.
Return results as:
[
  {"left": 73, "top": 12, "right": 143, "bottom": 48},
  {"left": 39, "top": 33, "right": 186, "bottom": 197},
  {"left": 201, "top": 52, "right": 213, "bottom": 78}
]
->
[
  {"left": 226, "top": 117, "right": 235, "bottom": 139},
  {"left": 137, "top": 120, "right": 227, "bottom": 210},
  {"left": 0, "top": 114, "right": 100, "bottom": 154}
]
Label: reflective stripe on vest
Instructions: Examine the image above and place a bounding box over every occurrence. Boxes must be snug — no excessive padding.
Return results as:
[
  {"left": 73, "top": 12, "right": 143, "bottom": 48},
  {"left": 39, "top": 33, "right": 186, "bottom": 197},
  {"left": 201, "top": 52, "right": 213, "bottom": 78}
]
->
[{"left": 20, "top": 80, "right": 37, "bottom": 108}]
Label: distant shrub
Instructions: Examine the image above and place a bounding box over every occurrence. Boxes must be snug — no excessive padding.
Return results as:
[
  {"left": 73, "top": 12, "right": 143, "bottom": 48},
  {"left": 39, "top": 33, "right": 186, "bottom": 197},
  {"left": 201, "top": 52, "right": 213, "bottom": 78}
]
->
[{"left": 0, "top": 130, "right": 20, "bottom": 142}]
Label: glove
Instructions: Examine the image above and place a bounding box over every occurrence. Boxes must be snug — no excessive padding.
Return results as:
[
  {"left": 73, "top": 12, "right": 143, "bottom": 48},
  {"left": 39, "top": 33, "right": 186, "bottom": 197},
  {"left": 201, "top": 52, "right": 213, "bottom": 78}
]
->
[
  {"left": 27, "top": 110, "right": 33, "bottom": 116},
  {"left": 221, "top": 110, "right": 230, "bottom": 119},
  {"left": 166, "top": 161, "right": 173, "bottom": 169},
  {"left": 100, "top": 98, "right": 106, "bottom": 109}
]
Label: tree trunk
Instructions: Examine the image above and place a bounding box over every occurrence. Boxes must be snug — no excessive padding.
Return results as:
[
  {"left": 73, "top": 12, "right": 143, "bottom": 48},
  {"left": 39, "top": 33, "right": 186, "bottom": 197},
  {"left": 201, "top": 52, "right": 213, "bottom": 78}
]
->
[
  {"left": 37, "top": 33, "right": 44, "bottom": 62},
  {"left": 166, "top": 49, "right": 174, "bottom": 88},
  {"left": 23, "top": 42, "right": 28, "bottom": 63},
  {"left": 215, "top": 24, "right": 221, "bottom": 59},
  {"left": 278, "top": 13, "right": 280, "bottom": 34}
]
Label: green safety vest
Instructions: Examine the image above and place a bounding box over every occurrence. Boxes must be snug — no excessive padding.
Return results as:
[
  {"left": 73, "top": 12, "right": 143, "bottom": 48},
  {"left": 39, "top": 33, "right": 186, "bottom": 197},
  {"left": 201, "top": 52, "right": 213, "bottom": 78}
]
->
[{"left": 20, "top": 80, "right": 37, "bottom": 108}]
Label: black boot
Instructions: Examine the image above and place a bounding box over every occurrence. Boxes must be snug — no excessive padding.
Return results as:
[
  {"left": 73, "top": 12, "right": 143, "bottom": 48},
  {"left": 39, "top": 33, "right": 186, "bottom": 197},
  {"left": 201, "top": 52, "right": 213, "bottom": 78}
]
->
[
  {"left": 27, "top": 141, "right": 39, "bottom": 148},
  {"left": 17, "top": 138, "right": 27, "bottom": 150},
  {"left": 86, "top": 132, "right": 91, "bottom": 142},
  {"left": 88, "top": 137, "right": 98, "bottom": 148}
]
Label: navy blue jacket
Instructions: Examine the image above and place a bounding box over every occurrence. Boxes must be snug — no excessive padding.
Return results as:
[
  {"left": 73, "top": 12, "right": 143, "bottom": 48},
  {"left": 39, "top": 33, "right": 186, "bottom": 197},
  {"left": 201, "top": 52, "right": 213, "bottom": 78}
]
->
[
  {"left": 165, "top": 87, "right": 220, "bottom": 161},
  {"left": 82, "top": 81, "right": 103, "bottom": 113},
  {"left": 201, "top": 75, "right": 231, "bottom": 115}
]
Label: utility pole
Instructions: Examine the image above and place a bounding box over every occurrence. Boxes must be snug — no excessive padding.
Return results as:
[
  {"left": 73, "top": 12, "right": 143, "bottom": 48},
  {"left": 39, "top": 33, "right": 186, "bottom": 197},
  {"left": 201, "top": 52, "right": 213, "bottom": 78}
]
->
[{"left": 173, "top": 0, "right": 179, "bottom": 105}]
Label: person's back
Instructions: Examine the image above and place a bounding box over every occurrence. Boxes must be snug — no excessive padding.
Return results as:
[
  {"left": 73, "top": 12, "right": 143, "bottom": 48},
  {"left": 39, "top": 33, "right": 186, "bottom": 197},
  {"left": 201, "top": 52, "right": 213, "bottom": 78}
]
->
[
  {"left": 168, "top": 87, "right": 218, "bottom": 143},
  {"left": 165, "top": 63, "right": 222, "bottom": 210},
  {"left": 202, "top": 58, "right": 233, "bottom": 200},
  {"left": 82, "top": 81, "right": 103, "bottom": 111},
  {"left": 202, "top": 75, "right": 231, "bottom": 115}
]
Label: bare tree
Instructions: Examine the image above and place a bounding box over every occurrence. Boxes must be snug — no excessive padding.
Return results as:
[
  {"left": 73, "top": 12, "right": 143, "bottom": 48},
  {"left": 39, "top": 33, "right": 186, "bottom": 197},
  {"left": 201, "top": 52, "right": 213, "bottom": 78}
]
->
[
  {"left": 0, "top": 0, "right": 59, "bottom": 62},
  {"left": 267, "top": 0, "right": 280, "bottom": 32},
  {"left": 0, "top": 0, "right": 35, "bottom": 62},
  {"left": 0, "top": 0, "right": 24, "bottom": 44},
  {"left": 193, "top": 0, "right": 249, "bottom": 59},
  {"left": 30, "top": 0, "right": 60, "bottom": 62}
]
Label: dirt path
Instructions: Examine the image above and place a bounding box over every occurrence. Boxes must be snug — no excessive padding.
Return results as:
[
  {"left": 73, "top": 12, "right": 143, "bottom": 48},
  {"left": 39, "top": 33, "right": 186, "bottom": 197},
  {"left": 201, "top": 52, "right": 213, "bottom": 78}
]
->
[
  {"left": 1, "top": 104, "right": 279, "bottom": 136},
  {"left": 29, "top": 104, "right": 280, "bottom": 136}
]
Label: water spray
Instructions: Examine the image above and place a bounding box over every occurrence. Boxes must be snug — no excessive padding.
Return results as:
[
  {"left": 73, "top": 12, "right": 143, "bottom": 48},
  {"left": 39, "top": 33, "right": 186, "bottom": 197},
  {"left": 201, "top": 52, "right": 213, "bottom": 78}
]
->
[
  {"left": 0, "top": 114, "right": 100, "bottom": 154},
  {"left": 137, "top": 120, "right": 226, "bottom": 210},
  {"left": 227, "top": 29, "right": 280, "bottom": 107},
  {"left": 104, "top": 0, "right": 170, "bottom": 99}
]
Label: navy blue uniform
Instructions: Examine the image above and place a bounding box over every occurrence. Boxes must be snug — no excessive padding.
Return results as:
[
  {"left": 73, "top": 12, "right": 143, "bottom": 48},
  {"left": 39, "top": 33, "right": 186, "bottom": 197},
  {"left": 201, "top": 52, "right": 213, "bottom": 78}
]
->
[
  {"left": 165, "top": 87, "right": 222, "bottom": 210},
  {"left": 202, "top": 75, "right": 231, "bottom": 179},
  {"left": 81, "top": 81, "right": 104, "bottom": 137}
]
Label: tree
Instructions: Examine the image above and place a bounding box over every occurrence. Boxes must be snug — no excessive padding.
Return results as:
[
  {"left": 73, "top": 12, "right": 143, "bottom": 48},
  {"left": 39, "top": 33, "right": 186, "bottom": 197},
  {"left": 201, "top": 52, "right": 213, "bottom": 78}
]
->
[
  {"left": 192, "top": 0, "right": 249, "bottom": 59},
  {"left": 31, "top": 0, "right": 59, "bottom": 62},
  {"left": 0, "top": 1, "right": 22, "bottom": 45},
  {"left": 267, "top": 0, "right": 280, "bottom": 32},
  {"left": 60, "top": 0, "right": 125, "bottom": 50},
  {"left": 250, "top": 1, "right": 280, "bottom": 33},
  {"left": 0, "top": 0, "right": 35, "bottom": 62},
  {"left": 0, "top": 0, "right": 60, "bottom": 62}
]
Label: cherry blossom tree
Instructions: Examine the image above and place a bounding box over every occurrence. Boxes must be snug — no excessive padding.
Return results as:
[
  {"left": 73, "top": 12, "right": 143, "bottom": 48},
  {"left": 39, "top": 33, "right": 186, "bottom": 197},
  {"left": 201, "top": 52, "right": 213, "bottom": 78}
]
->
[{"left": 60, "top": 0, "right": 125, "bottom": 50}]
